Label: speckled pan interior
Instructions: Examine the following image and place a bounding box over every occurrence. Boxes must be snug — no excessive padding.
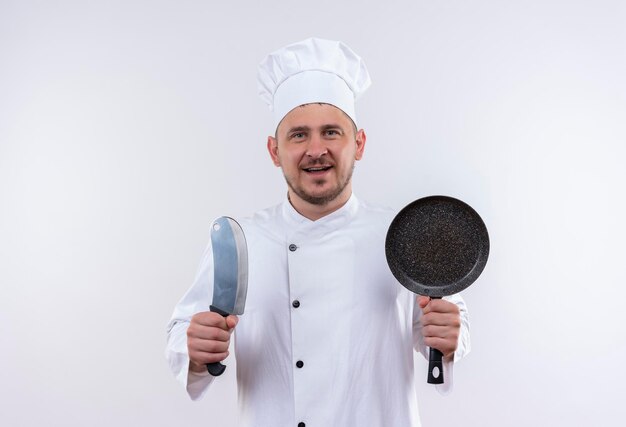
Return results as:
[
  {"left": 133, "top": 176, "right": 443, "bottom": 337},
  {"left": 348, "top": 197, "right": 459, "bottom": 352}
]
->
[{"left": 385, "top": 196, "right": 489, "bottom": 297}]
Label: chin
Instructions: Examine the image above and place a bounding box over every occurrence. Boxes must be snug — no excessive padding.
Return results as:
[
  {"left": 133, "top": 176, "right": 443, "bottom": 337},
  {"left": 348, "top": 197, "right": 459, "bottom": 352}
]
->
[{"left": 304, "top": 188, "right": 347, "bottom": 206}]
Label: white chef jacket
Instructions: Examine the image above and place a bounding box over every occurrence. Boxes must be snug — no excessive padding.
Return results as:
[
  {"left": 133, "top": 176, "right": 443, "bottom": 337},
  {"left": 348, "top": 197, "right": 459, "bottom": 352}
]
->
[{"left": 165, "top": 194, "right": 470, "bottom": 427}]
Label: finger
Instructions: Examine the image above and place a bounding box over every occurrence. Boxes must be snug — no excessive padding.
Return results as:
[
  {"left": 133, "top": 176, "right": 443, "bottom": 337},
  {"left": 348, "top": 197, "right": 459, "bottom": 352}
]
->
[
  {"left": 189, "top": 350, "right": 230, "bottom": 365},
  {"left": 420, "top": 312, "right": 461, "bottom": 328},
  {"left": 190, "top": 338, "right": 230, "bottom": 354},
  {"left": 417, "top": 296, "right": 429, "bottom": 309},
  {"left": 204, "top": 351, "right": 229, "bottom": 364},
  {"left": 187, "top": 324, "right": 232, "bottom": 342},
  {"left": 226, "top": 315, "right": 239, "bottom": 330},
  {"left": 423, "top": 336, "right": 457, "bottom": 358},
  {"left": 192, "top": 311, "right": 229, "bottom": 329},
  {"left": 423, "top": 299, "right": 460, "bottom": 315},
  {"left": 422, "top": 324, "right": 460, "bottom": 340}
]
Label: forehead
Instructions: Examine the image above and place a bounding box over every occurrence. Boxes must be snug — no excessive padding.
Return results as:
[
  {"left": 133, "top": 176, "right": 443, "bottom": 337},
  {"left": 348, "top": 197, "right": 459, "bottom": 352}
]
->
[{"left": 277, "top": 103, "right": 353, "bottom": 133}]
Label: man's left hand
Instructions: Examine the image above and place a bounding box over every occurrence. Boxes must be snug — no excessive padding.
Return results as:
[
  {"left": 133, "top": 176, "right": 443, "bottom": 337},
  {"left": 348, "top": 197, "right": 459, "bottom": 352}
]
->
[{"left": 418, "top": 296, "right": 461, "bottom": 362}]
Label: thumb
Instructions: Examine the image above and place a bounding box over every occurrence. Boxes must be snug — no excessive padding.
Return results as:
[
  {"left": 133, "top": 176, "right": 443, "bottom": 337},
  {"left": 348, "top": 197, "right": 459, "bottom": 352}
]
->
[
  {"left": 226, "top": 315, "right": 239, "bottom": 330},
  {"left": 417, "top": 295, "right": 429, "bottom": 309}
]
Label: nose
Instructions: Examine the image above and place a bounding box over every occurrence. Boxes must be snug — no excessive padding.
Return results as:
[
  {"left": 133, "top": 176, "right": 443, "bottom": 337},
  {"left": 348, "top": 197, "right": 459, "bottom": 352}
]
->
[{"left": 305, "top": 134, "right": 328, "bottom": 159}]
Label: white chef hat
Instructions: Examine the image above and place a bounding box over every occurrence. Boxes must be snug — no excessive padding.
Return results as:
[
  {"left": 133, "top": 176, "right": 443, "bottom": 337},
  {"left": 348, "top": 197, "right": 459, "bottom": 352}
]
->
[{"left": 257, "top": 37, "right": 372, "bottom": 132}]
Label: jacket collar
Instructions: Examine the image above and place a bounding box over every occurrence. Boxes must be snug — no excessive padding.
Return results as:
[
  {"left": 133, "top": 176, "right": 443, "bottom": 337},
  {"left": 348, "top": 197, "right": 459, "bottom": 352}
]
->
[{"left": 281, "top": 193, "right": 359, "bottom": 237}]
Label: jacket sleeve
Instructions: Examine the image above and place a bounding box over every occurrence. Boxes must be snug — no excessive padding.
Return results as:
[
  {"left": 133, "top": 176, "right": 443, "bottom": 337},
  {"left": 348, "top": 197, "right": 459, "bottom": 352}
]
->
[
  {"left": 412, "top": 293, "right": 471, "bottom": 395},
  {"left": 165, "top": 241, "right": 216, "bottom": 400}
]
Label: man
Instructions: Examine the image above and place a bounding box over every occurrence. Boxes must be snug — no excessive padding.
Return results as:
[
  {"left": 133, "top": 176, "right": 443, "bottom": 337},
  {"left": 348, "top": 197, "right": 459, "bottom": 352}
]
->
[{"left": 166, "top": 38, "right": 470, "bottom": 427}]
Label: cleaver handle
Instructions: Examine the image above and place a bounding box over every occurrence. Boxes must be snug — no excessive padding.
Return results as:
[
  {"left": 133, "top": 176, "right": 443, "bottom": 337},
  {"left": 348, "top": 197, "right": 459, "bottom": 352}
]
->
[
  {"left": 427, "top": 297, "right": 444, "bottom": 384},
  {"left": 206, "top": 305, "right": 230, "bottom": 376}
]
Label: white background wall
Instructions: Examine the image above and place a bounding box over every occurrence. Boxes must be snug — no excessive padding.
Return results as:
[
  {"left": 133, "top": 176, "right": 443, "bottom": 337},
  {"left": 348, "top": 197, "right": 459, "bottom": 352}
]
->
[{"left": 1, "top": 0, "right": 625, "bottom": 426}]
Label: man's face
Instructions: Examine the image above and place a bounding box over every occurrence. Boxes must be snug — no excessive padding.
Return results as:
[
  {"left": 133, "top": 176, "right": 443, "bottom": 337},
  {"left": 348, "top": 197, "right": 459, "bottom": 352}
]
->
[{"left": 267, "top": 103, "right": 366, "bottom": 207}]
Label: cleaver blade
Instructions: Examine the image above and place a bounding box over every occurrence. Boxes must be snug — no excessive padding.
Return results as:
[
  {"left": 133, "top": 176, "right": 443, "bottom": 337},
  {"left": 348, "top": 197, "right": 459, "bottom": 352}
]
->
[{"left": 207, "top": 216, "right": 248, "bottom": 376}]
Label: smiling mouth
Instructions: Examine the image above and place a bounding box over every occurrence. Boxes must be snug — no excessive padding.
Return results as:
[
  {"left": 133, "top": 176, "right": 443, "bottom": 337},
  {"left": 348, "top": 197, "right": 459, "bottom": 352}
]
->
[{"left": 303, "top": 166, "right": 332, "bottom": 173}]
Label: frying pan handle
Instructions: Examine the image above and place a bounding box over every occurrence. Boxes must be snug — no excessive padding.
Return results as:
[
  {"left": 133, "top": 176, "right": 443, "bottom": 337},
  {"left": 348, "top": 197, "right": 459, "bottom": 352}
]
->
[
  {"left": 427, "top": 297, "right": 444, "bottom": 384},
  {"left": 206, "top": 305, "right": 229, "bottom": 376},
  {"left": 427, "top": 347, "right": 444, "bottom": 384}
]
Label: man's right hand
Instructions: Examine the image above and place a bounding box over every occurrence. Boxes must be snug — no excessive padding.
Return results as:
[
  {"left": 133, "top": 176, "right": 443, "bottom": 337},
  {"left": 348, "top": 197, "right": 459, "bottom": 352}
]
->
[{"left": 187, "top": 312, "right": 239, "bottom": 373}]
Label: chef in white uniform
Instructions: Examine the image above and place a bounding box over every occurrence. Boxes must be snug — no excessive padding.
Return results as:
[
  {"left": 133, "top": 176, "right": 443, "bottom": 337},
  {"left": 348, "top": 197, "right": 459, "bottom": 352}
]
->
[{"left": 166, "top": 38, "right": 470, "bottom": 427}]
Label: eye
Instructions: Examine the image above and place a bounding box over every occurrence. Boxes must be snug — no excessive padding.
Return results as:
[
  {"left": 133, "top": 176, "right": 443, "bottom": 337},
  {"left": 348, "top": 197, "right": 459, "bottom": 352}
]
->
[
  {"left": 290, "top": 132, "right": 306, "bottom": 140},
  {"left": 324, "top": 129, "right": 340, "bottom": 136}
]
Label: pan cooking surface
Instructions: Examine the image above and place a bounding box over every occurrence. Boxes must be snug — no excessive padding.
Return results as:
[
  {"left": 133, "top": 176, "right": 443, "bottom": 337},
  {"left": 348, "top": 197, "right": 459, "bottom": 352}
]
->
[{"left": 386, "top": 196, "right": 489, "bottom": 296}]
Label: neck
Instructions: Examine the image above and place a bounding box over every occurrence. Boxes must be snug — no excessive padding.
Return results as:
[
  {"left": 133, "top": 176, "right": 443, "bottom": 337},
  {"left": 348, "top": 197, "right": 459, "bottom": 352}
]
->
[{"left": 287, "top": 187, "right": 353, "bottom": 221}]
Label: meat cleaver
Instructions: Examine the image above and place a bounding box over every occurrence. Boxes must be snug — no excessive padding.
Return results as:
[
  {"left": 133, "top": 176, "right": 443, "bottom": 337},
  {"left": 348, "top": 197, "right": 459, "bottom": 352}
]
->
[{"left": 207, "top": 216, "right": 249, "bottom": 376}]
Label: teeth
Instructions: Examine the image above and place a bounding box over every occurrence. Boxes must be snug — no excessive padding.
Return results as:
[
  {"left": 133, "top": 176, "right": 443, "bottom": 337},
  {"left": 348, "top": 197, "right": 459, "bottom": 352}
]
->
[{"left": 306, "top": 166, "right": 330, "bottom": 171}]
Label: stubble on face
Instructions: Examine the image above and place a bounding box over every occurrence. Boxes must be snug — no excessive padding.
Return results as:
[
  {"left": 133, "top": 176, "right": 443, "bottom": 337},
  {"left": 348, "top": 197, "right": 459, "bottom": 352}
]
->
[
  {"left": 276, "top": 104, "right": 358, "bottom": 207},
  {"left": 284, "top": 158, "right": 356, "bottom": 206}
]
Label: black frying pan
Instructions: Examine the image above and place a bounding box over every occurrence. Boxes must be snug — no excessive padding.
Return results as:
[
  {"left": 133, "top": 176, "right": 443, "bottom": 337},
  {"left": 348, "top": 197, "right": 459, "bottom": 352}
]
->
[{"left": 385, "top": 195, "right": 489, "bottom": 384}]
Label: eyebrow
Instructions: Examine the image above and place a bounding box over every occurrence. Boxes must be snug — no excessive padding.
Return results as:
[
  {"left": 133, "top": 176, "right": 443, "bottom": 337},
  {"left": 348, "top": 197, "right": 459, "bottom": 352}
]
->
[
  {"left": 321, "top": 123, "right": 344, "bottom": 131},
  {"left": 286, "top": 124, "right": 345, "bottom": 134},
  {"left": 286, "top": 126, "right": 311, "bottom": 134}
]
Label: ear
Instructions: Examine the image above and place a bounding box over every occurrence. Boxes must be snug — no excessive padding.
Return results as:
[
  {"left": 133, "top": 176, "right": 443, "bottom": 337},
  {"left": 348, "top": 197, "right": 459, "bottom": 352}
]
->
[
  {"left": 354, "top": 129, "right": 366, "bottom": 161},
  {"left": 267, "top": 136, "right": 281, "bottom": 167}
]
